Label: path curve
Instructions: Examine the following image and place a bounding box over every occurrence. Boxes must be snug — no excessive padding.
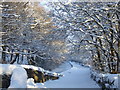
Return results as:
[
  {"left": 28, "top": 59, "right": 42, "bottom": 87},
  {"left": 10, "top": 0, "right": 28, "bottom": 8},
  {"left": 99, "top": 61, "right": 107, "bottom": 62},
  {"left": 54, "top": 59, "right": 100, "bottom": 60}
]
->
[{"left": 36, "top": 62, "right": 99, "bottom": 88}]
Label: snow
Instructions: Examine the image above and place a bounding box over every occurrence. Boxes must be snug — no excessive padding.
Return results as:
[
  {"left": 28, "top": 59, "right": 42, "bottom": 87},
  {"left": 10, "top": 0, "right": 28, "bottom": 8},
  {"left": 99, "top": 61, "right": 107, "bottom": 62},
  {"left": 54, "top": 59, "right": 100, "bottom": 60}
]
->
[
  {"left": 106, "top": 74, "right": 118, "bottom": 88},
  {"left": 105, "top": 74, "right": 118, "bottom": 88},
  {"left": 35, "top": 62, "right": 99, "bottom": 88},
  {"left": 2, "top": 62, "right": 119, "bottom": 88},
  {"left": 91, "top": 70, "right": 119, "bottom": 88},
  {"left": 0, "top": 62, "right": 99, "bottom": 88},
  {"left": 52, "top": 61, "right": 72, "bottom": 73},
  {"left": 27, "top": 78, "right": 37, "bottom": 88},
  {"left": 0, "top": 63, "right": 60, "bottom": 77},
  {"left": 0, "top": 64, "right": 27, "bottom": 88},
  {"left": 21, "top": 64, "right": 61, "bottom": 77},
  {"left": 1, "top": 61, "right": 119, "bottom": 89},
  {"left": 0, "top": 64, "right": 17, "bottom": 75},
  {"left": 9, "top": 67, "right": 27, "bottom": 88},
  {"left": 27, "top": 78, "right": 47, "bottom": 88},
  {"left": 0, "top": 64, "right": 60, "bottom": 88},
  {"left": 21, "top": 65, "right": 44, "bottom": 72}
]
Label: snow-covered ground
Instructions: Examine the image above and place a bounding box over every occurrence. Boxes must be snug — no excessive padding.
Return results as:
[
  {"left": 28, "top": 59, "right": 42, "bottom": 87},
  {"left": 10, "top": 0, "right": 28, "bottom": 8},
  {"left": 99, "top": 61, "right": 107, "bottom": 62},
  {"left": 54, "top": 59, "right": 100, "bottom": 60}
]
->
[
  {"left": 52, "top": 61, "right": 72, "bottom": 73},
  {"left": 1, "top": 61, "right": 119, "bottom": 88},
  {"left": 0, "top": 62, "right": 99, "bottom": 88},
  {"left": 35, "top": 62, "right": 99, "bottom": 88},
  {"left": 0, "top": 64, "right": 60, "bottom": 88},
  {"left": 0, "top": 64, "right": 28, "bottom": 88},
  {"left": 91, "top": 70, "right": 119, "bottom": 88}
]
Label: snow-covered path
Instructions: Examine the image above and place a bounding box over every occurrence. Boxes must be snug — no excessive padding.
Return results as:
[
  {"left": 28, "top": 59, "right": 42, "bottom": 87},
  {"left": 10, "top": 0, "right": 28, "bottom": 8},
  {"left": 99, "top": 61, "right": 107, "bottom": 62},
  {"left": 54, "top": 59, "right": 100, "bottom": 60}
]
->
[{"left": 36, "top": 62, "right": 99, "bottom": 88}]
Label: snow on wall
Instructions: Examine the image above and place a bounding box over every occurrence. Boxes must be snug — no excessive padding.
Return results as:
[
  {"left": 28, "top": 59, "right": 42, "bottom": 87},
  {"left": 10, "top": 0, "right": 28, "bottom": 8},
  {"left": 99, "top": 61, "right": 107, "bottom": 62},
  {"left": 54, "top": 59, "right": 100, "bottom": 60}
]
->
[{"left": 21, "top": 64, "right": 61, "bottom": 77}]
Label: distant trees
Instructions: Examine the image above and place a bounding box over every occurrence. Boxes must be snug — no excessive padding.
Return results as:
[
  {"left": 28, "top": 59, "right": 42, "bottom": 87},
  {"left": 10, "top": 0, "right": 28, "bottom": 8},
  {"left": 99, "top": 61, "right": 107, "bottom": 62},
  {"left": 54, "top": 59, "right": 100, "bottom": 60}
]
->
[
  {"left": 49, "top": 1, "right": 120, "bottom": 73},
  {"left": 0, "top": 1, "right": 68, "bottom": 70},
  {"left": 1, "top": 1, "right": 120, "bottom": 72}
]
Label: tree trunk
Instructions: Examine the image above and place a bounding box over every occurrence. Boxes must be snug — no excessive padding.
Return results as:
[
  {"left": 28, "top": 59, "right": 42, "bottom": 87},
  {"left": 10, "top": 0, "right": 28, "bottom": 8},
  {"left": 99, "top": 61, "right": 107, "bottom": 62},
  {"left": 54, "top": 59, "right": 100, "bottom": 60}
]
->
[
  {"left": 10, "top": 49, "right": 14, "bottom": 61},
  {"left": 21, "top": 49, "right": 24, "bottom": 64},
  {"left": 116, "top": 1, "right": 120, "bottom": 72},
  {"left": 2, "top": 46, "right": 6, "bottom": 62},
  {"left": 10, "top": 53, "right": 19, "bottom": 64}
]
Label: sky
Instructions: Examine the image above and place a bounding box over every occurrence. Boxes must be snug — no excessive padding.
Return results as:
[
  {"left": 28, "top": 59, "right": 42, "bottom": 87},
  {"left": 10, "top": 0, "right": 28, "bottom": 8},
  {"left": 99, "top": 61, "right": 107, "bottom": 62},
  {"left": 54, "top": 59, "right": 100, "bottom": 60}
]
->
[
  {"left": 40, "top": 0, "right": 73, "bottom": 10},
  {"left": 1, "top": 0, "right": 119, "bottom": 2}
]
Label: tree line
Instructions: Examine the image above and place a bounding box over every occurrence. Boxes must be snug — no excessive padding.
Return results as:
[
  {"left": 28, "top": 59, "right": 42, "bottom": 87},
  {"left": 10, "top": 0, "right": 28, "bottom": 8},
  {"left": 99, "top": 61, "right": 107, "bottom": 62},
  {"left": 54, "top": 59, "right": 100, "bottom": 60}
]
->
[
  {"left": 0, "top": 2, "right": 68, "bottom": 70},
  {"left": 49, "top": 1, "right": 120, "bottom": 73}
]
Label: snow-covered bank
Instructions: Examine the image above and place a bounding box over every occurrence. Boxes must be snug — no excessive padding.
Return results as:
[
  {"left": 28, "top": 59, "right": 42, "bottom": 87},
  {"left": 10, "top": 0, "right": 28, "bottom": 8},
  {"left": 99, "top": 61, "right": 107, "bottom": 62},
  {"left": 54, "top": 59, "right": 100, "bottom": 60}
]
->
[
  {"left": 0, "top": 64, "right": 27, "bottom": 88},
  {"left": 0, "top": 64, "right": 60, "bottom": 77},
  {"left": 0, "top": 64, "right": 60, "bottom": 88},
  {"left": 9, "top": 67, "right": 27, "bottom": 88},
  {"left": 91, "top": 70, "right": 119, "bottom": 88},
  {"left": 35, "top": 62, "right": 99, "bottom": 88},
  {"left": 1, "top": 62, "right": 118, "bottom": 89}
]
